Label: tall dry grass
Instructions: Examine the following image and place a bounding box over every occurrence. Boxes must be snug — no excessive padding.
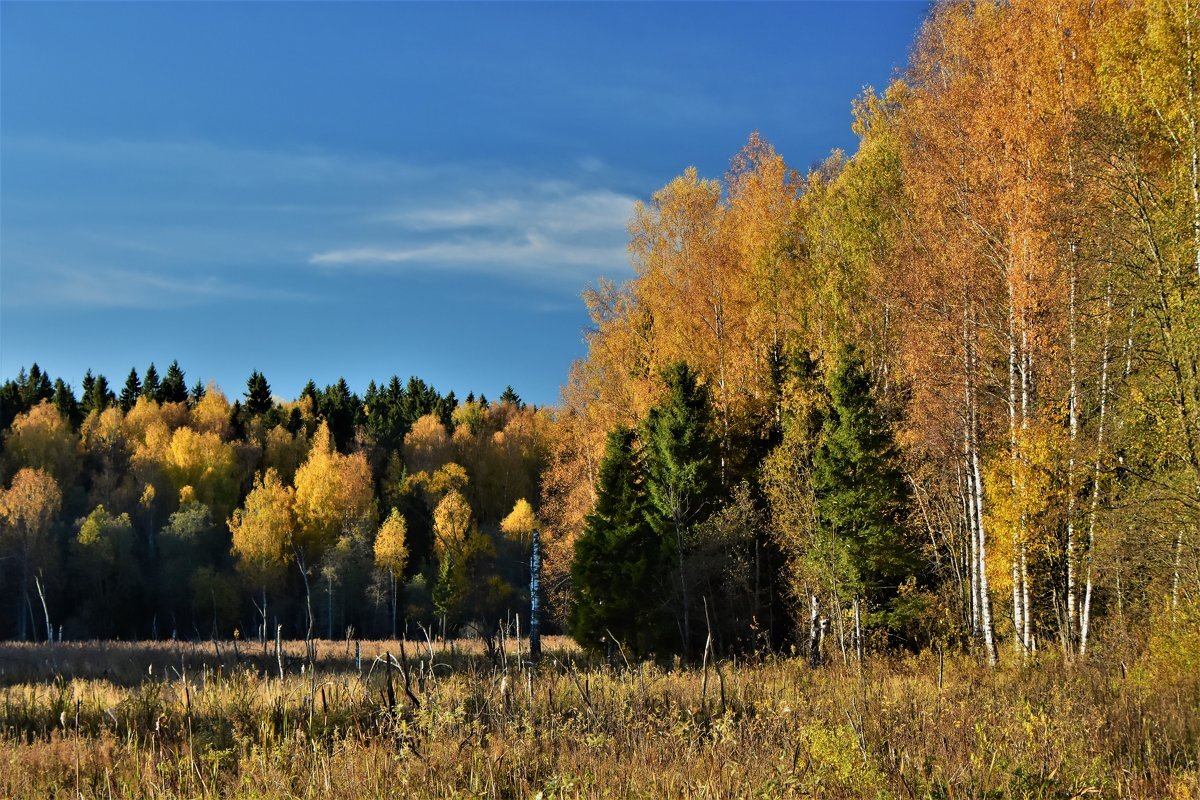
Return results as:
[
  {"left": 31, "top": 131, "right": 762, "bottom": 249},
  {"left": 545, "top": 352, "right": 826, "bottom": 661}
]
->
[{"left": 1, "top": 636, "right": 1197, "bottom": 798}]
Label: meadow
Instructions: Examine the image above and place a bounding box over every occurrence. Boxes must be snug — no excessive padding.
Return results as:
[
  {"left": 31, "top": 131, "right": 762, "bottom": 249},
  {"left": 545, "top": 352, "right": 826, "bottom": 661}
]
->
[{"left": 1, "top": 631, "right": 1198, "bottom": 799}]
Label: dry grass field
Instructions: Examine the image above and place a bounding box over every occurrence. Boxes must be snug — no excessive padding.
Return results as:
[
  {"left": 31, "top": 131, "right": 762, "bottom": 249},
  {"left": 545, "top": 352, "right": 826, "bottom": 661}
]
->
[{"left": 1, "top": 631, "right": 1198, "bottom": 799}]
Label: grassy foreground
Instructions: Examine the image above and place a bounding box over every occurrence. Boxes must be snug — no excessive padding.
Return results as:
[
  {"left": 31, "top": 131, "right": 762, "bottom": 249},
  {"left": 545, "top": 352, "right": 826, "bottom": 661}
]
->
[{"left": 1, "top": 636, "right": 1197, "bottom": 798}]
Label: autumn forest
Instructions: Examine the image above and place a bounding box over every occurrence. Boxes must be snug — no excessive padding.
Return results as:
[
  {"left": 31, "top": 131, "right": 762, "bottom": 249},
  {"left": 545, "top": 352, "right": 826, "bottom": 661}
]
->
[{"left": 2, "top": 0, "right": 1199, "bottom": 795}]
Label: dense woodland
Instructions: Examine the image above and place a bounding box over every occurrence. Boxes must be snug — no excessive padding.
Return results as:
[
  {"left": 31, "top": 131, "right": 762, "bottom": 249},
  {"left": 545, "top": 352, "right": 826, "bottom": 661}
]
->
[
  {"left": 543, "top": 0, "right": 1200, "bottom": 664},
  {"left": 0, "top": 364, "right": 551, "bottom": 642},
  {"left": 3, "top": 0, "right": 1199, "bottom": 670}
]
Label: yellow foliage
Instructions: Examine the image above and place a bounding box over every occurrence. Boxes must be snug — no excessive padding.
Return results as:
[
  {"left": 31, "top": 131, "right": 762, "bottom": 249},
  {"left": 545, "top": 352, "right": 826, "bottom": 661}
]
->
[
  {"left": 500, "top": 498, "right": 536, "bottom": 543},
  {"left": 5, "top": 400, "right": 80, "bottom": 488},
  {"left": 229, "top": 469, "right": 295, "bottom": 586},
  {"left": 292, "top": 422, "right": 376, "bottom": 557},
  {"left": 191, "top": 385, "right": 232, "bottom": 439},
  {"left": 433, "top": 490, "right": 473, "bottom": 559},
  {"left": 404, "top": 414, "right": 451, "bottom": 475},
  {"left": 374, "top": 507, "right": 409, "bottom": 576},
  {"left": 0, "top": 468, "right": 63, "bottom": 552},
  {"left": 262, "top": 424, "right": 308, "bottom": 485},
  {"left": 164, "top": 427, "right": 240, "bottom": 520},
  {"left": 428, "top": 462, "right": 468, "bottom": 500}
]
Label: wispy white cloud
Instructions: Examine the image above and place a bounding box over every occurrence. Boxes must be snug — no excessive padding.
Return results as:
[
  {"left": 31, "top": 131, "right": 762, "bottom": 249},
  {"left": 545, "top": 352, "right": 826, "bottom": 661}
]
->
[
  {"left": 2, "top": 264, "right": 314, "bottom": 310},
  {"left": 317, "top": 185, "right": 636, "bottom": 279},
  {"left": 2, "top": 135, "right": 639, "bottom": 309},
  {"left": 311, "top": 235, "right": 627, "bottom": 273}
]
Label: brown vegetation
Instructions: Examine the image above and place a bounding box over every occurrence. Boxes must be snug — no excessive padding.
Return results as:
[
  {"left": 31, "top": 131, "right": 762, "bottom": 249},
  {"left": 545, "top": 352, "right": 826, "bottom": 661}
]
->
[{"left": 2, "top": 628, "right": 1198, "bottom": 798}]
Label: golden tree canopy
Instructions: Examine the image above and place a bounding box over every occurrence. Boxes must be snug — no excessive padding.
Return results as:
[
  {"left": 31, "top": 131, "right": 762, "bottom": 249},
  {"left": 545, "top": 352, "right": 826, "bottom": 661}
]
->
[
  {"left": 500, "top": 498, "right": 536, "bottom": 543},
  {"left": 374, "top": 507, "right": 409, "bottom": 576},
  {"left": 229, "top": 468, "right": 295, "bottom": 587}
]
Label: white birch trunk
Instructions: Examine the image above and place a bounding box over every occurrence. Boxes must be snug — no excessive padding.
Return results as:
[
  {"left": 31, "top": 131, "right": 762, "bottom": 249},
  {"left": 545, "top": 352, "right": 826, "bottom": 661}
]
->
[
  {"left": 1080, "top": 281, "right": 1112, "bottom": 657},
  {"left": 1066, "top": 262, "right": 1079, "bottom": 654}
]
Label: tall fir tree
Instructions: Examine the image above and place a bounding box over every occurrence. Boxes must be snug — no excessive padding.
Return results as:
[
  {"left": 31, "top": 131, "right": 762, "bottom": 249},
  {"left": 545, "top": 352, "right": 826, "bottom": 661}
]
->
[
  {"left": 87, "top": 373, "right": 114, "bottom": 413},
  {"left": 119, "top": 368, "right": 142, "bottom": 412},
  {"left": 811, "top": 345, "right": 921, "bottom": 632},
  {"left": 20, "top": 364, "right": 53, "bottom": 407},
  {"left": 320, "top": 377, "right": 359, "bottom": 449},
  {"left": 570, "top": 428, "right": 671, "bottom": 657},
  {"left": 79, "top": 370, "right": 97, "bottom": 415},
  {"left": 52, "top": 378, "right": 81, "bottom": 427},
  {"left": 189, "top": 380, "right": 207, "bottom": 406},
  {"left": 160, "top": 360, "right": 188, "bottom": 404},
  {"left": 499, "top": 386, "right": 523, "bottom": 409},
  {"left": 641, "top": 361, "right": 721, "bottom": 656},
  {"left": 141, "top": 363, "right": 160, "bottom": 401},
  {"left": 0, "top": 380, "right": 22, "bottom": 430},
  {"left": 245, "top": 370, "right": 273, "bottom": 417}
]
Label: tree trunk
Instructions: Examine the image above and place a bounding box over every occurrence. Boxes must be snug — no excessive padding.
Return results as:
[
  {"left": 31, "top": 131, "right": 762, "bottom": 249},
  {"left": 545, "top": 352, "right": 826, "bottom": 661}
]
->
[
  {"left": 965, "top": 303, "right": 997, "bottom": 666},
  {"left": 1080, "top": 278, "right": 1113, "bottom": 657},
  {"left": 530, "top": 526, "right": 542, "bottom": 661},
  {"left": 808, "top": 594, "right": 821, "bottom": 667},
  {"left": 1065, "top": 262, "right": 1080, "bottom": 655},
  {"left": 1007, "top": 294, "right": 1025, "bottom": 656}
]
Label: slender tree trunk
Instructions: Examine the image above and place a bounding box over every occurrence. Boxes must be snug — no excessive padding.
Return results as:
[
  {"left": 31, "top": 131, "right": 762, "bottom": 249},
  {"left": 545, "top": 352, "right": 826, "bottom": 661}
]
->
[
  {"left": 35, "top": 575, "right": 52, "bottom": 643},
  {"left": 1080, "top": 279, "right": 1113, "bottom": 657},
  {"left": 1065, "top": 262, "right": 1080, "bottom": 655},
  {"left": 261, "top": 586, "right": 268, "bottom": 653},
  {"left": 1173, "top": 528, "right": 1187, "bottom": 611},
  {"left": 327, "top": 576, "right": 333, "bottom": 641},
  {"left": 808, "top": 594, "right": 821, "bottom": 668},
  {"left": 530, "top": 525, "right": 542, "bottom": 661},
  {"left": 391, "top": 572, "right": 398, "bottom": 640},
  {"left": 670, "top": 489, "right": 691, "bottom": 658},
  {"left": 966, "top": 305, "right": 997, "bottom": 666},
  {"left": 965, "top": 439, "right": 981, "bottom": 639},
  {"left": 1007, "top": 293, "right": 1025, "bottom": 655},
  {"left": 1020, "top": 324, "right": 1033, "bottom": 654},
  {"left": 295, "top": 550, "right": 315, "bottom": 666}
]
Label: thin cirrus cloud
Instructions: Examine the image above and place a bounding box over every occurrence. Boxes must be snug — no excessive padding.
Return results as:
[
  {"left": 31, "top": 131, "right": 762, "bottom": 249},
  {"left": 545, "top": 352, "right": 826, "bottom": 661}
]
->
[
  {"left": 310, "top": 187, "right": 637, "bottom": 281},
  {"left": 2, "top": 136, "right": 638, "bottom": 310},
  {"left": 5, "top": 264, "right": 314, "bottom": 310}
]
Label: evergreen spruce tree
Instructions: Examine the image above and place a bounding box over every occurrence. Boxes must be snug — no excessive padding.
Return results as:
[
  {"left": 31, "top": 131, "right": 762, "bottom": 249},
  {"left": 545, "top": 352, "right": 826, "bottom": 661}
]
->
[
  {"left": 189, "top": 380, "right": 207, "bottom": 406},
  {"left": 245, "top": 370, "right": 273, "bottom": 417},
  {"left": 812, "top": 344, "right": 921, "bottom": 631},
  {"left": 499, "top": 386, "right": 523, "bottom": 409},
  {"left": 320, "top": 377, "right": 359, "bottom": 449},
  {"left": 641, "top": 361, "right": 721, "bottom": 656},
  {"left": 88, "top": 374, "right": 114, "bottom": 413},
  {"left": 119, "top": 368, "right": 142, "bottom": 412},
  {"left": 570, "top": 428, "right": 669, "bottom": 657},
  {"left": 20, "top": 364, "right": 53, "bottom": 407},
  {"left": 80, "top": 370, "right": 97, "bottom": 415},
  {"left": 300, "top": 380, "right": 319, "bottom": 408},
  {"left": 160, "top": 360, "right": 188, "bottom": 404},
  {"left": 229, "top": 400, "right": 247, "bottom": 440},
  {"left": 52, "top": 378, "right": 81, "bottom": 427},
  {"left": 141, "top": 363, "right": 160, "bottom": 401},
  {"left": 437, "top": 390, "right": 457, "bottom": 430},
  {"left": 0, "top": 381, "right": 22, "bottom": 430}
]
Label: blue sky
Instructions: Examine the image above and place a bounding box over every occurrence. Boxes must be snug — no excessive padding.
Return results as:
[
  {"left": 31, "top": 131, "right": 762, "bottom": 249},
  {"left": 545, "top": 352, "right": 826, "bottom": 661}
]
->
[{"left": 1, "top": 1, "right": 928, "bottom": 407}]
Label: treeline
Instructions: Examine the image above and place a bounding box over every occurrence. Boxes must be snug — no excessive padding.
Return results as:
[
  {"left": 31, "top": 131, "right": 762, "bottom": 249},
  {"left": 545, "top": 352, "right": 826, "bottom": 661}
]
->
[
  {"left": 0, "top": 362, "right": 552, "bottom": 642},
  {"left": 544, "top": 0, "right": 1200, "bottom": 663}
]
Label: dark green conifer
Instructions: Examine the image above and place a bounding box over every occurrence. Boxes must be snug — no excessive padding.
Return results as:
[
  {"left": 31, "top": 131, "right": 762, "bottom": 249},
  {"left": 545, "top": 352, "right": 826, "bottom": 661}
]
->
[
  {"left": 570, "top": 428, "right": 670, "bottom": 657},
  {"left": 641, "top": 361, "right": 721, "bottom": 656},
  {"left": 160, "top": 360, "right": 188, "bottom": 404},
  {"left": 245, "top": 370, "right": 273, "bottom": 416},
  {"left": 812, "top": 344, "right": 921, "bottom": 631},
  {"left": 141, "top": 363, "right": 160, "bottom": 401},
  {"left": 119, "top": 368, "right": 142, "bottom": 412}
]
